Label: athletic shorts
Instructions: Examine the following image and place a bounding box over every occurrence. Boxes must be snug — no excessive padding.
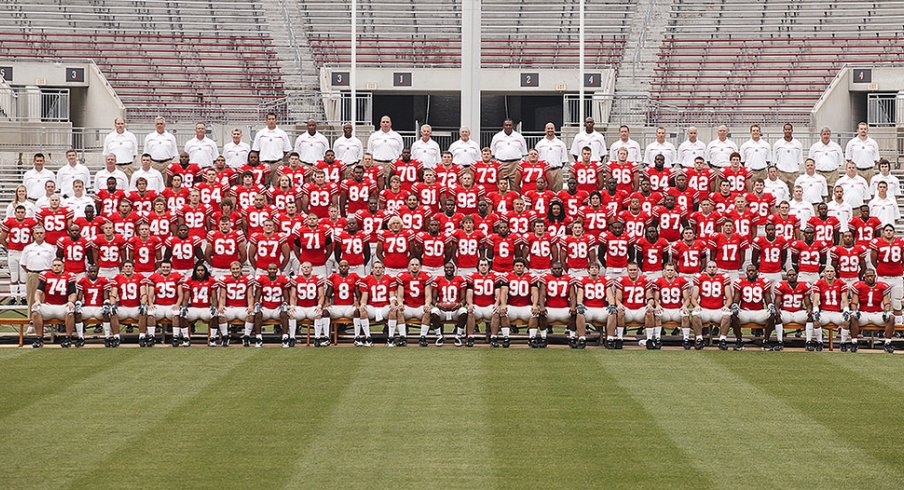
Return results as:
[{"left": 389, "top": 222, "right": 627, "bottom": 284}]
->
[
  {"left": 660, "top": 307, "right": 685, "bottom": 323},
  {"left": 328, "top": 305, "right": 358, "bottom": 320},
  {"left": 697, "top": 308, "right": 726, "bottom": 324},
  {"left": 798, "top": 271, "right": 820, "bottom": 286},
  {"left": 294, "top": 306, "right": 320, "bottom": 321},
  {"left": 116, "top": 306, "right": 142, "bottom": 320},
  {"left": 717, "top": 268, "right": 740, "bottom": 283},
  {"left": 506, "top": 305, "right": 533, "bottom": 321},
  {"left": 581, "top": 307, "right": 608, "bottom": 324},
  {"left": 210, "top": 267, "right": 231, "bottom": 280},
  {"left": 737, "top": 309, "right": 771, "bottom": 324},
  {"left": 470, "top": 305, "right": 496, "bottom": 320},
  {"left": 604, "top": 267, "right": 626, "bottom": 280},
  {"left": 544, "top": 307, "right": 571, "bottom": 323},
  {"left": 184, "top": 307, "right": 214, "bottom": 322},
  {"left": 402, "top": 305, "right": 425, "bottom": 320},
  {"left": 260, "top": 306, "right": 284, "bottom": 320},
  {"left": 620, "top": 307, "right": 646, "bottom": 324},
  {"left": 98, "top": 267, "right": 119, "bottom": 280},
  {"left": 149, "top": 305, "right": 179, "bottom": 320},
  {"left": 38, "top": 303, "right": 71, "bottom": 320},
  {"left": 761, "top": 272, "right": 783, "bottom": 288},
  {"left": 818, "top": 311, "right": 846, "bottom": 326},
  {"left": 878, "top": 275, "right": 904, "bottom": 310},
  {"left": 859, "top": 311, "right": 889, "bottom": 326},
  {"left": 223, "top": 306, "right": 251, "bottom": 322},
  {"left": 431, "top": 306, "right": 467, "bottom": 321},
  {"left": 366, "top": 304, "right": 391, "bottom": 321},
  {"left": 780, "top": 310, "right": 808, "bottom": 325},
  {"left": 78, "top": 306, "right": 106, "bottom": 320}
]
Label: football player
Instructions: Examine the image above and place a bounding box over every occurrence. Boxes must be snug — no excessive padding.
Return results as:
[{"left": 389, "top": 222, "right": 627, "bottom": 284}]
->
[
  {"left": 431, "top": 262, "right": 468, "bottom": 346},
  {"left": 497, "top": 258, "right": 539, "bottom": 348}
]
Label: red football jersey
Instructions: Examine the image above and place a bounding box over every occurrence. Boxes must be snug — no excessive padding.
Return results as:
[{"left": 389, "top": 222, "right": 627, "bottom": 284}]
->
[
  {"left": 848, "top": 216, "right": 882, "bottom": 246},
  {"left": 667, "top": 188, "right": 699, "bottom": 214},
  {"left": 90, "top": 235, "right": 126, "bottom": 269},
  {"left": 813, "top": 278, "right": 846, "bottom": 312},
  {"left": 768, "top": 213, "right": 800, "bottom": 242},
  {"left": 434, "top": 276, "right": 466, "bottom": 304},
  {"left": 238, "top": 163, "right": 271, "bottom": 185},
  {"left": 248, "top": 232, "right": 287, "bottom": 270},
  {"left": 524, "top": 189, "right": 557, "bottom": 217},
  {"left": 669, "top": 239, "right": 709, "bottom": 275},
  {"left": 340, "top": 179, "right": 376, "bottom": 214},
  {"left": 599, "top": 232, "right": 633, "bottom": 269},
  {"left": 522, "top": 232, "right": 557, "bottom": 271},
  {"left": 719, "top": 166, "right": 750, "bottom": 193},
  {"left": 851, "top": 280, "right": 889, "bottom": 313},
  {"left": 1, "top": 217, "right": 37, "bottom": 251},
  {"left": 395, "top": 271, "right": 433, "bottom": 308},
  {"left": 709, "top": 234, "right": 747, "bottom": 271},
  {"left": 688, "top": 211, "right": 724, "bottom": 241},
  {"left": 563, "top": 234, "right": 596, "bottom": 270},
  {"left": 635, "top": 236, "right": 669, "bottom": 273},
  {"left": 320, "top": 217, "right": 348, "bottom": 243},
  {"left": 466, "top": 272, "right": 499, "bottom": 307},
  {"left": 572, "top": 160, "right": 602, "bottom": 193},
  {"left": 751, "top": 236, "right": 786, "bottom": 274},
  {"left": 266, "top": 187, "right": 298, "bottom": 211},
  {"left": 76, "top": 275, "right": 110, "bottom": 307},
  {"left": 556, "top": 189, "right": 590, "bottom": 217},
  {"left": 626, "top": 191, "right": 664, "bottom": 215},
  {"left": 196, "top": 182, "right": 227, "bottom": 212},
  {"left": 220, "top": 274, "right": 251, "bottom": 308},
  {"left": 578, "top": 206, "right": 610, "bottom": 238},
  {"left": 733, "top": 277, "right": 771, "bottom": 310},
  {"left": 711, "top": 191, "right": 738, "bottom": 214},
  {"left": 392, "top": 159, "right": 423, "bottom": 191},
  {"left": 315, "top": 159, "right": 344, "bottom": 184},
  {"left": 489, "top": 191, "right": 519, "bottom": 214},
  {"left": 830, "top": 245, "right": 866, "bottom": 279},
  {"left": 167, "top": 162, "right": 202, "bottom": 187},
  {"left": 653, "top": 276, "right": 690, "bottom": 310},
  {"left": 472, "top": 212, "right": 501, "bottom": 237},
  {"left": 207, "top": 230, "right": 245, "bottom": 270},
  {"left": 56, "top": 236, "right": 90, "bottom": 274},
  {"left": 579, "top": 275, "right": 609, "bottom": 308},
  {"left": 95, "top": 189, "right": 126, "bottom": 217},
  {"left": 436, "top": 212, "right": 464, "bottom": 235},
  {"left": 148, "top": 272, "right": 183, "bottom": 307},
  {"left": 145, "top": 211, "right": 174, "bottom": 237},
  {"left": 542, "top": 273, "right": 576, "bottom": 309},
  {"left": 724, "top": 209, "right": 756, "bottom": 241},
  {"left": 486, "top": 233, "right": 523, "bottom": 273},
  {"left": 412, "top": 181, "right": 444, "bottom": 213},
  {"left": 301, "top": 182, "right": 339, "bottom": 219},
  {"left": 126, "top": 236, "right": 161, "bottom": 273},
  {"left": 377, "top": 229, "right": 413, "bottom": 269},
  {"left": 354, "top": 208, "right": 386, "bottom": 244},
  {"left": 335, "top": 230, "right": 368, "bottom": 267},
  {"left": 606, "top": 161, "right": 636, "bottom": 193},
  {"left": 644, "top": 167, "right": 671, "bottom": 193},
  {"left": 327, "top": 273, "right": 360, "bottom": 307},
  {"left": 807, "top": 216, "right": 840, "bottom": 244},
  {"left": 414, "top": 231, "right": 452, "bottom": 268},
  {"left": 359, "top": 274, "right": 396, "bottom": 307},
  {"left": 694, "top": 273, "right": 730, "bottom": 310},
  {"left": 435, "top": 164, "right": 463, "bottom": 189},
  {"left": 516, "top": 160, "right": 548, "bottom": 193},
  {"left": 292, "top": 274, "right": 324, "bottom": 308},
  {"left": 255, "top": 274, "right": 290, "bottom": 309},
  {"left": 600, "top": 190, "right": 628, "bottom": 217},
  {"left": 449, "top": 185, "right": 483, "bottom": 215},
  {"left": 870, "top": 237, "right": 904, "bottom": 277},
  {"left": 164, "top": 235, "right": 200, "bottom": 271},
  {"left": 745, "top": 192, "right": 775, "bottom": 225},
  {"left": 231, "top": 183, "right": 265, "bottom": 210},
  {"left": 504, "top": 210, "right": 536, "bottom": 235},
  {"left": 452, "top": 229, "right": 485, "bottom": 269},
  {"left": 39, "top": 270, "right": 75, "bottom": 305},
  {"left": 243, "top": 205, "right": 275, "bottom": 236},
  {"left": 497, "top": 271, "right": 535, "bottom": 308},
  {"left": 775, "top": 281, "right": 810, "bottom": 313},
  {"left": 395, "top": 205, "right": 432, "bottom": 232},
  {"left": 113, "top": 273, "right": 146, "bottom": 308},
  {"left": 162, "top": 187, "right": 190, "bottom": 210},
  {"left": 685, "top": 168, "right": 714, "bottom": 193},
  {"left": 126, "top": 190, "right": 157, "bottom": 215},
  {"left": 790, "top": 240, "right": 827, "bottom": 274},
  {"left": 295, "top": 224, "right": 331, "bottom": 266},
  {"left": 36, "top": 207, "right": 72, "bottom": 245},
  {"left": 615, "top": 275, "right": 649, "bottom": 310},
  {"left": 616, "top": 210, "right": 651, "bottom": 240},
  {"left": 107, "top": 211, "right": 143, "bottom": 240},
  {"left": 379, "top": 188, "right": 410, "bottom": 215},
  {"left": 472, "top": 160, "right": 501, "bottom": 194}
]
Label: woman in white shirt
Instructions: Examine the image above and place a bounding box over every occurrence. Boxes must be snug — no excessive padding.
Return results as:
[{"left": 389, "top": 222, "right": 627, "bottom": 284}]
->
[{"left": 5, "top": 185, "right": 36, "bottom": 218}]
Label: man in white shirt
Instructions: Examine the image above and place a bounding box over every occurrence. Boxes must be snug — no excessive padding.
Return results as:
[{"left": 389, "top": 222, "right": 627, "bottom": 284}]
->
[
  {"left": 608, "top": 125, "right": 642, "bottom": 163},
  {"left": 129, "top": 153, "right": 165, "bottom": 192},
  {"left": 102, "top": 117, "right": 139, "bottom": 177},
  {"left": 739, "top": 124, "right": 772, "bottom": 181},
  {"left": 826, "top": 186, "right": 853, "bottom": 232},
  {"left": 332, "top": 122, "right": 364, "bottom": 167},
  {"left": 252, "top": 112, "right": 292, "bottom": 164},
  {"left": 534, "top": 122, "right": 570, "bottom": 192},
  {"left": 788, "top": 185, "right": 816, "bottom": 224},
  {"left": 772, "top": 123, "right": 803, "bottom": 187},
  {"left": 410, "top": 124, "right": 442, "bottom": 169},
  {"left": 143, "top": 116, "right": 179, "bottom": 173},
  {"left": 870, "top": 159, "right": 899, "bottom": 198},
  {"left": 23, "top": 153, "right": 55, "bottom": 201},
  {"left": 21, "top": 226, "right": 58, "bottom": 312},
  {"left": 570, "top": 117, "right": 606, "bottom": 162},
  {"left": 845, "top": 121, "right": 881, "bottom": 182},
  {"left": 868, "top": 181, "right": 900, "bottom": 226},
  {"left": 793, "top": 159, "right": 828, "bottom": 205},
  {"left": 366, "top": 115, "right": 404, "bottom": 167},
  {"left": 63, "top": 179, "right": 93, "bottom": 218},
  {"left": 833, "top": 162, "right": 871, "bottom": 207},
  {"left": 642, "top": 126, "right": 677, "bottom": 168},
  {"left": 808, "top": 126, "right": 844, "bottom": 189},
  {"left": 763, "top": 166, "right": 791, "bottom": 204},
  {"left": 94, "top": 154, "right": 129, "bottom": 193},
  {"left": 55, "top": 149, "right": 91, "bottom": 199},
  {"left": 222, "top": 128, "right": 251, "bottom": 169},
  {"left": 706, "top": 125, "right": 738, "bottom": 168},
  {"left": 490, "top": 118, "right": 528, "bottom": 180},
  {"left": 294, "top": 119, "right": 330, "bottom": 165},
  {"left": 448, "top": 127, "right": 481, "bottom": 167},
  {"left": 677, "top": 126, "right": 706, "bottom": 169},
  {"left": 184, "top": 122, "right": 219, "bottom": 168}
]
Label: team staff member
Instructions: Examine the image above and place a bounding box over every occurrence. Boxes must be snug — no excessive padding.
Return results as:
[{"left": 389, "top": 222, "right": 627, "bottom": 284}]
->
[
  {"left": 490, "top": 118, "right": 528, "bottom": 181},
  {"left": 333, "top": 123, "right": 364, "bottom": 169},
  {"left": 294, "top": 119, "right": 330, "bottom": 166},
  {"left": 103, "top": 118, "right": 139, "bottom": 177},
  {"left": 367, "top": 115, "right": 404, "bottom": 170},
  {"left": 143, "top": 116, "right": 179, "bottom": 173},
  {"left": 534, "top": 123, "right": 570, "bottom": 191},
  {"left": 252, "top": 112, "right": 292, "bottom": 165},
  {"left": 21, "top": 226, "right": 57, "bottom": 312}
]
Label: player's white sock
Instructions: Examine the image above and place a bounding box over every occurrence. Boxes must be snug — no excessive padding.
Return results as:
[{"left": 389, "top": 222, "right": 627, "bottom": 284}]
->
[
  {"left": 616, "top": 327, "right": 624, "bottom": 339},
  {"left": 501, "top": 327, "right": 510, "bottom": 338},
  {"left": 322, "top": 318, "right": 330, "bottom": 339},
  {"left": 103, "top": 322, "right": 111, "bottom": 337},
  {"left": 539, "top": 328, "right": 547, "bottom": 339},
  {"left": 653, "top": 326, "right": 662, "bottom": 339},
  {"left": 313, "top": 319, "right": 322, "bottom": 338},
  {"left": 696, "top": 335, "right": 704, "bottom": 341},
  {"left": 528, "top": 328, "right": 538, "bottom": 338},
  {"left": 256, "top": 333, "right": 263, "bottom": 340},
  {"left": 388, "top": 319, "right": 397, "bottom": 337},
  {"left": 353, "top": 318, "right": 361, "bottom": 337},
  {"left": 719, "top": 334, "right": 727, "bottom": 341},
  {"left": 681, "top": 328, "right": 690, "bottom": 340},
  {"left": 139, "top": 332, "right": 146, "bottom": 339},
  {"left": 148, "top": 326, "right": 156, "bottom": 337},
  {"left": 434, "top": 327, "right": 443, "bottom": 337},
  {"left": 244, "top": 322, "right": 254, "bottom": 336},
  {"left": 181, "top": 328, "right": 190, "bottom": 338},
  {"left": 840, "top": 329, "right": 849, "bottom": 343},
  {"left": 219, "top": 322, "right": 227, "bottom": 337},
  {"left": 814, "top": 327, "right": 823, "bottom": 342},
  {"left": 419, "top": 324, "right": 429, "bottom": 337},
  {"left": 75, "top": 322, "right": 84, "bottom": 338},
  {"left": 805, "top": 323, "right": 814, "bottom": 341},
  {"left": 398, "top": 323, "right": 407, "bottom": 337},
  {"left": 113, "top": 333, "right": 120, "bottom": 339},
  {"left": 361, "top": 318, "right": 371, "bottom": 337},
  {"left": 885, "top": 338, "right": 892, "bottom": 345}
]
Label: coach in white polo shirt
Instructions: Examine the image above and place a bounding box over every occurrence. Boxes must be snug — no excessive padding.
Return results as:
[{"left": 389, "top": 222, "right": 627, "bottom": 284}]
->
[
  {"left": 367, "top": 115, "right": 404, "bottom": 168},
  {"left": 677, "top": 126, "right": 707, "bottom": 169},
  {"left": 570, "top": 117, "right": 606, "bottom": 162},
  {"left": 788, "top": 185, "right": 816, "bottom": 224},
  {"left": 129, "top": 154, "right": 166, "bottom": 192},
  {"left": 870, "top": 159, "right": 899, "bottom": 198},
  {"left": 490, "top": 118, "right": 528, "bottom": 180},
  {"left": 739, "top": 124, "right": 772, "bottom": 181},
  {"left": 448, "top": 127, "right": 481, "bottom": 167},
  {"left": 834, "top": 162, "right": 870, "bottom": 207},
  {"left": 253, "top": 112, "right": 292, "bottom": 164},
  {"left": 763, "top": 166, "right": 791, "bottom": 203},
  {"left": 845, "top": 121, "right": 881, "bottom": 182},
  {"left": 94, "top": 154, "right": 129, "bottom": 193},
  {"left": 410, "top": 124, "right": 442, "bottom": 170},
  {"left": 793, "top": 159, "right": 828, "bottom": 204},
  {"left": 102, "top": 117, "right": 138, "bottom": 176},
  {"left": 808, "top": 126, "right": 844, "bottom": 188},
  {"left": 534, "top": 122, "right": 570, "bottom": 191},
  {"left": 222, "top": 128, "right": 251, "bottom": 168},
  {"left": 608, "top": 125, "right": 642, "bottom": 163},
  {"left": 772, "top": 123, "right": 803, "bottom": 187},
  {"left": 21, "top": 226, "right": 56, "bottom": 312},
  {"left": 294, "top": 119, "right": 330, "bottom": 165},
  {"left": 332, "top": 123, "right": 364, "bottom": 166},
  {"left": 706, "top": 125, "right": 738, "bottom": 168},
  {"left": 55, "top": 149, "right": 91, "bottom": 198},
  {"left": 643, "top": 126, "right": 677, "bottom": 167},
  {"left": 23, "top": 153, "right": 55, "bottom": 201},
  {"left": 184, "top": 122, "right": 218, "bottom": 168},
  {"left": 143, "top": 116, "right": 179, "bottom": 173}
]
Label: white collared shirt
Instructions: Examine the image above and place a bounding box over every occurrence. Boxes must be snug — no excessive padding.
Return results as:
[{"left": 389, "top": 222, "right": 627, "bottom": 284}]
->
[
  {"left": 834, "top": 174, "right": 871, "bottom": 207},
  {"left": 870, "top": 173, "right": 900, "bottom": 198},
  {"left": 534, "top": 137, "right": 570, "bottom": 168},
  {"left": 184, "top": 136, "right": 219, "bottom": 168},
  {"left": 794, "top": 173, "right": 828, "bottom": 204},
  {"left": 788, "top": 199, "right": 816, "bottom": 224},
  {"left": 94, "top": 168, "right": 129, "bottom": 193},
  {"left": 491, "top": 130, "right": 528, "bottom": 161},
  {"left": 252, "top": 126, "right": 292, "bottom": 162},
  {"left": 410, "top": 138, "right": 442, "bottom": 169},
  {"left": 845, "top": 136, "right": 880, "bottom": 169},
  {"left": 103, "top": 130, "right": 139, "bottom": 164},
  {"left": 706, "top": 138, "right": 738, "bottom": 168},
  {"left": 23, "top": 167, "right": 56, "bottom": 201},
  {"left": 643, "top": 141, "right": 677, "bottom": 167},
  {"left": 332, "top": 135, "right": 364, "bottom": 164},
  {"left": 294, "top": 131, "right": 331, "bottom": 164},
  {"left": 366, "top": 129, "right": 404, "bottom": 162},
  {"left": 449, "top": 139, "right": 481, "bottom": 166},
  {"left": 130, "top": 167, "right": 166, "bottom": 192},
  {"left": 609, "top": 138, "right": 642, "bottom": 163},
  {"left": 739, "top": 138, "right": 772, "bottom": 170},
  {"left": 55, "top": 163, "right": 91, "bottom": 198},
  {"left": 144, "top": 130, "right": 179, "bottom": 162},
  {"left": 827, "top": 199, "right": 853, "bottom": 231},
  {"left": 21, "top": 241, "right": 57, "bottom": 272},
  {"left": 763, "top": 178, "right": 791, "bottom": 203},
  {"left": 62, "top": 195, "right": 94, "bottom": 218},
  {"left": 808, "top": 140, "right": 844, "bottom": 172},
  {"left": 570, "top": 131, "right": 607, "bottom": 161},
  {"left": 868, "top": 195, "right": 900, "bottom": 226},
  {"left": 772, "top": 138, "right": 804, "bottom": 173},
  {"left": 677, "top": 139, "right": 707, "bottom": 168},
  {"left": 223, "top": 141, "right": 251, "bottom": 168}
]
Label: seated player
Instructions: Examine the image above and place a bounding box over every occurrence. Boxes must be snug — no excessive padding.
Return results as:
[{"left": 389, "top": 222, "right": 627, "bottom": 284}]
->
[
  {"left": 612, "top": 262, "right": 653, "bottom": 350},
  {"left": 289, "top": 261, "right": 328, "bottom": 348},
  {"left": 31, "top": 258, "right": 76, "bottom": 348},
  {"left": 811, "top": 266, "right": 854, "bottom": 351},
  {"left": 393, "top": 257, "right": 435, "bottom": 347},
  {"left": 218, "top": 261, "right": 256, "bottom": 348},
  {"left": 75, "top": 264, "right": 113, "bottom": 348},
  {"left": 147, "top": 260, "right": 185, "bottom": 347},
  {"left": 326, "top": 260, "right": 365, "bottom": 346},
  {"left": 431, "top": 262, "right": 468, "bottom": 347},
  {"left": 652, "top": 263, "right": 691, "bottom": 350},
  {"left": 575, "top": 263, "right": 615, "bottom": 348},
  {"left": 538, "top": 261, "right": 578, "bottom": 348},
  {"left": 728, "top": 264, "right": 775, "bottom": 352},
  {"left": 497, "top": 258, "right": 539, "bottom": 348},
  {"left": 110, "top": 260, "right": 147, "bottom": 343},
  {"left": 357, "top": 261, "right": 399, "bottom": 345},
  {"left": 180, "top": 263, "right": 223, "bottom": 347},
  {"left": 771, "top": 269, "right": 812, "bottom": 352},
  {"left": 465, "top": 258, "right": 499, "bottom": 348},
  {"left": 253, "top": 262, "right": 291, "bottom": 348},
  {"left": 850, "top": 269, "right": 895, "bottom": 354},
  {"left": 690, "top": 261, "right": 732, "bottom": 350}
]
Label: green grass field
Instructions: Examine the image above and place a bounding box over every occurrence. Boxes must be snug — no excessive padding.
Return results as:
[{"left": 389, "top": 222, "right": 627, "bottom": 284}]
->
[{"left": 2, "top": 348, "right": 903, "bottom": 489}]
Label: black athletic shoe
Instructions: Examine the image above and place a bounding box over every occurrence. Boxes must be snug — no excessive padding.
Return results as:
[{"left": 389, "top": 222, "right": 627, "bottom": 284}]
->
[
  {"left": 695, "top": 338, "right": 705, "bottom": 350},
  {"left": 774, "top": 341, "right": 783, "bottom": 351},
  {"left": 490, "top": 336, "right": 499, "bottom": 348},
  {"left": 242, "top": 335, "right": 251, "bottom": 347},
  {"left": 419, "top": 336, "right": 428, "bottom": 347},
  {"left": 840, "top": 342, "right": 849, "bottom": 352},
  {"left": 682, "top": 339, "right": 691, "bottom": 350},
  {"left": 364, "top": 337, "right": 373, "bottom": 347},
  {"left": 653, "top": 339, "right": 662, "bottom": 350},
  {"left": 762, "top": 340, "right": 772, "bottom": 351},
  {"left": 435, "top": 336, "right": 444, "bottom": 347},
  {"left": 221, "top": 336, "right": 229, "bottom": 347},
  {"left": 466, "top": 336, "right": 475, "bottom": 347},
  {"left": 254, "top": 338, "right": 263, "bottom": 349},
  {"left": 353, "top": 336, "right": 362, "bottom": 347},
  {"left": 147, "top": 336, "right": 157, "bottom": 347},
  {"left": 172, "top": 336, "right": 181, "bottom": 348},
  {"left": 502, "top": 337, "right": 510, "bottom": 348},
  {"left": 104, "top": 337, "right": 112, "bottom": 348},
  {"left": 61, "top": 336, "right": 72, "bottom": 348},
  {"left": 805, "top": 341, "right": 815, "bottom": 352},
  {"left": 311, "top": 336, "right": 321, "bottom": 348},
  {"left": 74, "top": 337, "right": 85, "bottom": 348},
  {"left": 111, "top": 337, "right": 121, "bottom": 348},
  {"left": 733, "top": 338, "right": 744, "bottom": 351},
  {"left": 645, "top": 339, "right": 654, "bottom": 350},
  {"left": 287, "top": 337, "right": 296, "bottom": 348},
  {"left": 884, "top": 342, "right": 895, "bottom": 354},
  {"left": 718, "top": 339, "right": 728, "bottom": 351},
  {"left": 816, "top": 341, "right": 824, "bottom": 352},
  {"left": 795, "top": 328, "right": 802, "bottom": 338},
  {"left": 850, "top": 341, "right": 859, "bottom": 353},
  {"left": 138, "top": 337, "right": 147, "bottom": 348},
  {"left": 528, "top": 337, "right": 538, "bottom": 348},
  {"left": 570, "top": 337, "right": 578, "bottom": 349},
  {"left": 605, "top": 339, "right": 615, "bottom": 350},
  {"left": 577, "top": 338, "right": 586, "bottom": 349},
  {"left": 398, "top": 336, "right": 407, "bottom": 347},
  {"left": 539, "top": 337, "right": 549, "bottom": 349},
  {"left": 32, "top": 339, "right": 43, "bottom": 348},
  {"left": 614, "top": 338, "right": 623, "bottom": 350}
]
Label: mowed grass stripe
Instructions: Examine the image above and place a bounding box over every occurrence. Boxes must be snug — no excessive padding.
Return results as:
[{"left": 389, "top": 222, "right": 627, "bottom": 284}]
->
[
  {"left": 0, "top": 350, "right": 136, "bottom": 419},
  {"left": 603, "top": 352, "right": 900, "bottom": 489},
  {"left": 0, "top": 350, "right": 251, "bottom": 489},
  {"left": 284, "top": 350, "right": 495, "bottom": 489},
  {"left": 486, "top": 351, "right": 713, "bottom": 489},
  {"left": 65, "top": 350, "right": 362, "bottom": 489},
  {"left": 714, "top": 353, "right": 904, "bottom": 478}
]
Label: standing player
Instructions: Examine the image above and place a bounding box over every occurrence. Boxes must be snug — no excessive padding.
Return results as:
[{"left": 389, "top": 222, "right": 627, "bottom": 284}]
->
[
  {"left": 56, "top": 224, "right": 90, "bottom": 278},
  {"left": 669, "top": 227, "right": 709, "bottom": 279},
  {"left": 486, "top": 220, "right": 523, "bottom": 274},
  {"left": 74, "top": 264, "right": 113, "bottom": 348},
  {"left": 871, "top": 223, "right": 904, "bottom": 328},
  {"left": 497, "top": 258, "right": 540, "bottom": 348},
  {"left": 0, "top": 205, "right": 37, "bottom": 304},
  {"left": 164, "top": 224, "right": 203, "bottom": 277},
  {"left": 771, "top": 269, "right": 812, "bottom": 351},
  {"left": 206, "top": 216, "right": 246, "bottom": 279},
  {"left": 599, "top": 221, "right": 633, "bottom": 279},
  {"left": 452, "top": 216, "right": 486, "bottom": 276},
  {"left": 126, "top": 223, "right": 162, "bottom": 276},
  {"left": 562, "top": 221, "right": 596, "bottom": 278},
  {"left": 652, "top": 263, "right": 692, "bottom": 350},
  {"left": 90, "top": 221, "right": 126, "bottom": 279},
  {"left": 289, "top": 261, "right": 328, "bottom": 347},
  {"left": 709, "top": 220, "right": 747, "bottom": 282},
  {"left": 728, "top": 264, "right": 775, "bottom": 351},
  {"left": 522, "top": 220, "right": 557, "bottom": 275},
  {"left": 30, "top": 258, "right": 76, "bottom": 348},
  {"left": 248, "top": 219, "right": 290, "bottom": 276},
  {"left": 333, "top": 218, "right": 370, "bottom": 276},
  {"left": 750, "top": 223, "right": 787, "bottom": 286},
  {"left": 830, "top": 231, "right": 867, "bottom": 286},
  {"left": 412, "top": 218, "right": 454, "bottom": 276},
  {"left": 612, "top": 262, "right": 652, "bottom": 349},
  {"left": 634, "top": 226, "right": 670, "bottom": 280},
  {"left": 850, "top": 269, "right": 895, "bottom": 353},
  {"left": 376, "top": 216, "right": 413, "bottom": 276},
  {"left": 147, "top": 260, "right": 184, "bottom": 347},
  {"left": 790, "top": 227, "right": 827, "bottom": 285},
  {"left": 431, "top": 262, "right": 468, "bottom": 347},
  {"left": 294, "top": 213, "right": 332, "bottom": 277},
  {"left": 691, "top": 261, "right": 732, "bottom": 349}
]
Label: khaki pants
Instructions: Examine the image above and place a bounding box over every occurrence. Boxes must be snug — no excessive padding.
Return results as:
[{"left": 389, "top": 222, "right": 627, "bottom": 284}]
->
[
  {"left": 118, "top": 164, "right": 134, "bottom": 180},
  {"left": 546, "top": 167, "right": 564, "bottom": 192},
  {"left": 26, "top": 271, "right": 41, "bottom": 312},
  {"left": 778, "top": 171, "right": 799, "bottom": 190},
  {"left": 499, "top": 159, "right": 520, "bottom": 182},
  {"left": 857, "top": 167, "right": 877, "bottom": 184},
  {"left": 151, "top": 159, "right": 170, "bottom": 174},
  {"left": 817, "top": 169, "right": 838, "bottom": 189},
  {"left": 750, "top": 168, "right": 768, "bottom": 184}
]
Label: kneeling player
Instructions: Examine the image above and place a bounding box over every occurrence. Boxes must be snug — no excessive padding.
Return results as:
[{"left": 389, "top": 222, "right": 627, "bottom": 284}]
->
[
  {"left": 31, "top": 259, "right": 76, "bottom": 348},
  {"left": 181, "top": 263, "right": 224, "bottom": 347},
  {"left": 290, "top": 261, "right": 328, "bottom": 347},
  {"left": 612, "top": 262, "right": 652, "bottom": 350},
  {"left": 690, "top": 261, "right": 732, "bottom": 350},
  {"left": 75, "top": 265, "right": 114, "bottom": 348},
  {"left": 219, "top": 261, "right": 256, "bottom": 347},
  {"left": 850, "top": 269, "right": 895, "bottom": 353},
  {"left": 431, "top": 262, "right": 467, "bottom": 346},
  {"left": 812, "top": 266, "right": 855, "bottom": 351},
  {"left": 728, "top": 264, "right": 775, "bottom": 351},
  {"left": 497, "top": 258, "right": 539, "bottom": 348},
  {"left": 539, "top": 262, "right": 578, "bottom": 348},
  {"left": 575, "top": 263, "right": 615, "bottom": 348},
  {"left": 771, "top": 269, "right": 812, "bottom": 351},
  {"left": 327, "top": 260, "right": 366, "bottom": 346},
  {"left": 652, "top": 263, "right": 691, "bottom": 350},
  {"left": 147, "top": 261, "right": 184, "bottom": 347},
  {"left": 394, "top": 258, "right": 435, "bottom": 347},
  {"left": 254, "top": 263, "right": 291, "bottom": 348},
  {"left": 465, "top": 258, "right": 500, "bottom": 347},
  {"left": 111, "top": 261, "right": 148, "bottom": 347}
]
